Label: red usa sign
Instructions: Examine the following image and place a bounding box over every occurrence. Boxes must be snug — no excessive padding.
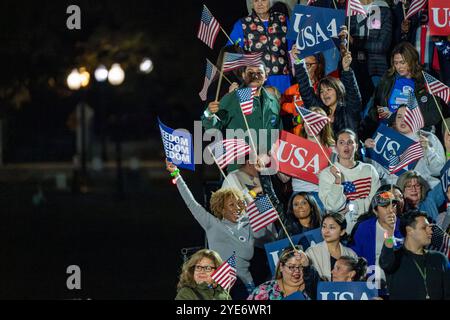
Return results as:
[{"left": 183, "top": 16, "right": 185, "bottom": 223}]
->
[
  {"left": 429, "top": 0, "right": 450, "bottom": 36},
  {"left": 273, "top": 131, "right": 332, "bottom": 184}
]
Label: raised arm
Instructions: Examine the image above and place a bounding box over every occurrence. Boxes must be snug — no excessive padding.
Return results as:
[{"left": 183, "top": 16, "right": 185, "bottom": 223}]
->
[{"left": 166, "top": 159, "right": 214, "bottom": 230}]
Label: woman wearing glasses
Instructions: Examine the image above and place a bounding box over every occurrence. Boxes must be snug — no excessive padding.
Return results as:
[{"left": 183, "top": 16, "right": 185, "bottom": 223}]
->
[
  {"left": 175, "top": 249, "right": 231, "bottom": 300},
  {"left": 247, "top": 248, "right": 320, "bottom": 300},
  {"left": 396, "top": 170, "right": 447, "bottom": 223}
]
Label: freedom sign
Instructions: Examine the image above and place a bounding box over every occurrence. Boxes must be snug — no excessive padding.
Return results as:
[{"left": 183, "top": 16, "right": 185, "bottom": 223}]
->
[
  {"left": 317, "top": 282, "right": 378, "bottom": 300},
  {"left": 158, "top": 118, "right": 195, "bottom": 171},
  {"left": 429, "top": 0, "right": 450, "bottom": 36},
  {"left": 273, "top": 130, "right": 332, "bottom": 184},
  {"left": 264, "top": 228, "right": 323, "bottom": 276},
  {"left": 287, "top": 5, "right": 345, "bottom": 59},
  {"left": 366, "top": 124, "right": 419, "bottom": 176}
]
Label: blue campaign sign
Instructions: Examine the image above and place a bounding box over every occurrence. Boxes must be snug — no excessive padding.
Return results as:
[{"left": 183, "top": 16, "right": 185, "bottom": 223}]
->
[
  {"left": 264, "top": 228, "right": 323, "bottom": 276},
  {"left": 287, "top": 5, "right": 345, "bottom": 59},
  {"left": 158, "top": 118, "right": 195, "bottom": 171},
  {"left": 317, "top": 282, "right": 378, "bottom": 300},
  {"left": 366, "top": 124, "right": 418, "bottom": 176}
]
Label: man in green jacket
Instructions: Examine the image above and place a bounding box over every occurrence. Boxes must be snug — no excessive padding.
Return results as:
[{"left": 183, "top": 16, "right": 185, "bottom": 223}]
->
[{"left": 202, "top": 63, "right": 282, "bottom": 171}]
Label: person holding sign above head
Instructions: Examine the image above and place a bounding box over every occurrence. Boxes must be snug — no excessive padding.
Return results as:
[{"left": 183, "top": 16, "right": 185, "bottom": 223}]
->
[
  {"left": 379, "top": 209, "right": 450, "bottom": 300},
  {"left": 305, "top": 212, "right": 358, "bottom": 281},
  {"left": 364, "top": 105, "right": 445, "bottom": 188},
  {"left": 292, "top": 44, "right": 362, "bottom": 136},
  {"left": 175, "top": 249, "right": 231, "bottom": 300},
  {"left": 319, "top": 129, "right": 380, "bottom": 233},
  {"left": 331, "top": 255, "right": 368, "bottom": 282},
  {"left": 228, "top": 0, "right": 292, "bottom": 93},
  {"left": 166, "top": 159, "right": 273, "bottom": 299},
  {"left": 247, "top": 247, "right": 320, "bottom": 300}
]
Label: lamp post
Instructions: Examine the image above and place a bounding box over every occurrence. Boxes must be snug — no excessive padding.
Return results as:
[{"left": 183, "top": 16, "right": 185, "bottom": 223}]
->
[{"left": 67, "top": 68, "right": 90, "bottom": 192}]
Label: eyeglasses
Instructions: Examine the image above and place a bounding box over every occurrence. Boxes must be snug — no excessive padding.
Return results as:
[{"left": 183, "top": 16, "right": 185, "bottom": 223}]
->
[
  {"left": 404, "top": 184, "right": 421, "bottom": 190},
  {"left": 194, "top": 265, "right": 216, "bottom": 272},
  {"left": 284, "top": 264, "right": 302, "bottom": 273},
  {"left": 305, "top": 63, "right": 317, "bottom": 69}
]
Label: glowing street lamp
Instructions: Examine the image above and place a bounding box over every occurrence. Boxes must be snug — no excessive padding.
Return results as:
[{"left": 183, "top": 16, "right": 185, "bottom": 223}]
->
[
  {"left": 108, "top": 63, "right": 125, "bottom": 86},
  {"left": 139, "top": 58, "right": 153, "bottom": 74},
  {"left": 95, "top": 65, "right": 108, "bottom": 82},
  {"left": 67, "top": 69, "right": 82, "bottom": 90}
]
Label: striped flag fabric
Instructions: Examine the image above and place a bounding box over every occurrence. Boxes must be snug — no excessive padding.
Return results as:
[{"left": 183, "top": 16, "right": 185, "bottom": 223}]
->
[
  {"left": 388, "top": 142, "right": 424, "bottom": 174},
  {"left": 209, "top": 139, "right": 252, "bottom": 169},
  {"left": 211, "top": 253, "right": 237, "bottom": 290},
  {"left": 423, "top": 72, "right": 450, "bottom": 104},
  {"left": 404, "top": 91, "right": 424, "bottom": 133},
  {"left": 197, "top": 5, "right": 220, "bottom": 49},
  {"left": 297, "top": 107, "right": 330, "bottom": 137},
  {"left": 236, "top": 87, "right": 257, "bottom": 115},
  {"left": 346, "top": 0, "right": 367, "bottom": 17},
  {"left": 199, "top": 59, "right": 218, "bottom": 101},
  {"left": 342, "top": 177, "right": 372, "bottom": 201},
  {"left": 405, "top": 0, "right": 427, "bottom": 19},
  {"left": 429, "top": 225, "right": 450, "bottom": 258},
  {"left": 247, "top": 194, "right": 279, "bottom": 233},
  {"left": 222, "top": 52, "right": 263, "bottom": 72}
]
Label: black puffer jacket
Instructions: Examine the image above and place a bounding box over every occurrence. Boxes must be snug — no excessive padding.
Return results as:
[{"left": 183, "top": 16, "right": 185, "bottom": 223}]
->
[
  {"left": 294, "top": 61, "right": 362, "bottom": 135},
  {"left": 358, "top": 72, "right": 449, "bottom": 141}
]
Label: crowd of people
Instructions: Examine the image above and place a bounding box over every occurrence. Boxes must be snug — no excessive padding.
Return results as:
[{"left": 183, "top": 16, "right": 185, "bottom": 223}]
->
[{"left": 172, "top": 0, "right": 450, "bottom": 300}]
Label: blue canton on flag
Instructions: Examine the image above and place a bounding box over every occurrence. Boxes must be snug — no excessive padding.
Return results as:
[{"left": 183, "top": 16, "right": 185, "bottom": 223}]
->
[{"left": 247, "top": 194, "right": 278, "bottom": 233}]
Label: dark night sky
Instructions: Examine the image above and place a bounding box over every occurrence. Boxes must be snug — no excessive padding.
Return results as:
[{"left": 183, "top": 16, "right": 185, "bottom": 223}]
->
[{"left": 0, "top": 0, "right": 248, "bottom": 162}]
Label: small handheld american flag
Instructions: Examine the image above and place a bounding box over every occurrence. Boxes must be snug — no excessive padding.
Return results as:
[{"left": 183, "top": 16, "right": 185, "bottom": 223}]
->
[
  {"left": 209, "top": 139, "right": 252, "bottom": 170},
  {"left": 346, "top": 0, "right": 367, "bottom": 17},
  {"left": 211, "top": 253, "right": 237, "bottom": 290},
  {"left": 297, "top": 107, "right": 330, "bottom": 137},
  {"left": 222, "top": 52, "right": 263, "bottom": 72},
  {"left": 388, "top": 142, "right": 424, "bottom": 174},
  {"left": 429, "top": 225, "right": 450, "bottom": 258},
  {"left": 199, "top": 59, "right": 218, "bottom": 101},
  {"left": 197, "top": 5, "right": 220, "bottom": 49},
  {"left": 404, "top": 90, "right": 424, "bottom": 133},
  {"left": 247, "top": 194, "right": 279, "bottom": 233},
  {"left": 423, "top": 71, "right": 450, "bottom": 104},
  {"left": 236, "top": 87, "right": 257, "bottom": 116},
  {"left": 405, "top": 0, "right": 427, "bottom": 19}
]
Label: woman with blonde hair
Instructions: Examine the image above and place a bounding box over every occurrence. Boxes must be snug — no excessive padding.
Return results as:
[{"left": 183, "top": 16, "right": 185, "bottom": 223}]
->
[
  {"left": 166, "top": 159, "right": 276, "bottom": 299},
  {"left": 175, "top": 249, "right": 230, "bottom": 300}
]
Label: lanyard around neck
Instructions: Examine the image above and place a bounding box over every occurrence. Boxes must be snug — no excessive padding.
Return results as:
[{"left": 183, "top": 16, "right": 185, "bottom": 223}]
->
[{"left": 411, "top": 254, "right": 430, "bottom": 300}]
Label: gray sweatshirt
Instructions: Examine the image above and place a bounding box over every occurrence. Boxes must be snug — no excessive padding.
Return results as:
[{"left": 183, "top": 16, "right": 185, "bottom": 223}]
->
[{"left": 176, "top": 176, "right": 255, "bottom": 287}]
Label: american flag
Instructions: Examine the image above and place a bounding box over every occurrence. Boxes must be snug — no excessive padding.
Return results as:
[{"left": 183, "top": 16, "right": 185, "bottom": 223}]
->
[
  {"left": 297, "top": 107, "right": 330, "bottom": 137},
  {"left": 236, "top": 87, "right": 257, "bottom": 115},
  {"left": 429, "top": 225, "right": 450, "bottom": 258},
  {"left": 209, "top": 139, "right": 251, "bottom": 169},
  {"left": 423, "top": 72, "right": 450, "bottom": 104},
  {"left": 405, "top": 0, "right": 427, "bottom": 19},
  {"left": 199, "top": 59, "right": 218, "bottom": 101},
  {"left": 404, "top": 91, "right": 424, "bottom": 133},
  {"left": 211, "top": 253, "right": 237, "bottom": 290},
  {"left": 342, "top": 177, "right": 372, "bottom": 201},
  {"left": 197, "top": 5, "right": 220, "bottom": 49},
  {"left": 388, "top": 142, "right": 424, "bottom": 174},
  {"left": 222, "top": 52, "right": 263, "bottom": 72},
  {"left": 346, "top": 0, "right": 367, "bottom": 17},
  {"left": 247, "top": 194, "right": 279, "bottom": 233}
]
